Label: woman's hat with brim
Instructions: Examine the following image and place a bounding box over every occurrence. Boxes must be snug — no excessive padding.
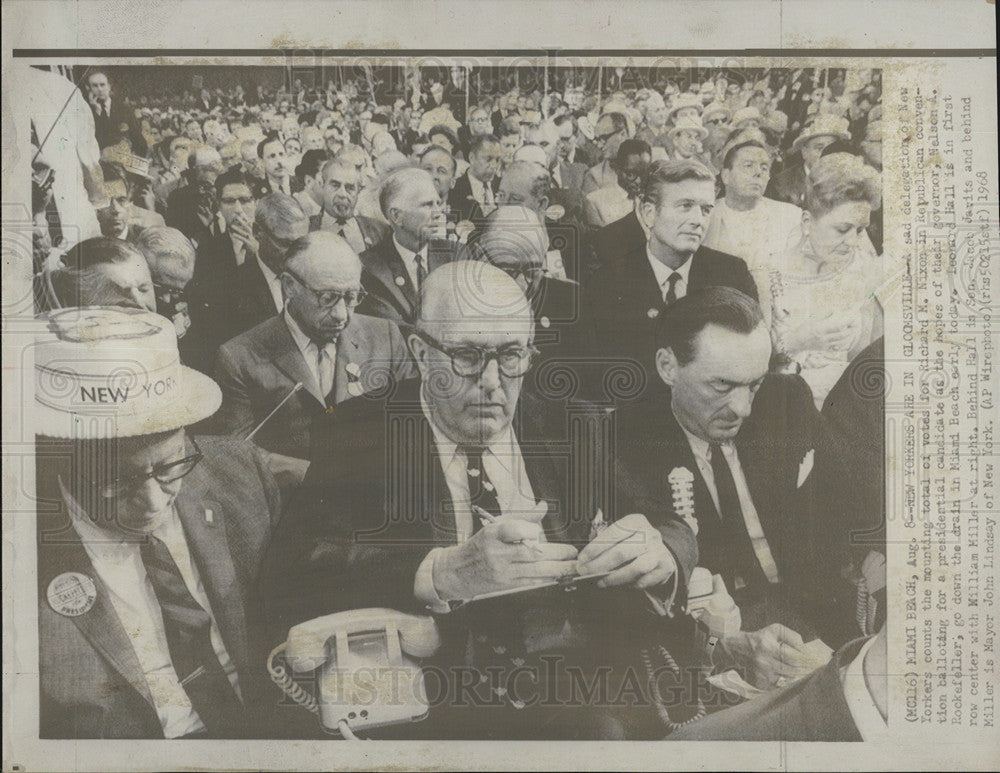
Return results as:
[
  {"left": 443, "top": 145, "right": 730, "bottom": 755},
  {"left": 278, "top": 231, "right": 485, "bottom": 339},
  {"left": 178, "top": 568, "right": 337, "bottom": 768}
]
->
[
  {"left": 668, "top": 115, "right": 708, "bottom": 141},
  {"left": 666, "top": 93, "right": 704, "bottom": 123},
  {"left": 791, "top": 113, "right": 851, "bottom": 154},
  {"left": 33, "top": 307, "right": 222, "bottom": 440}
]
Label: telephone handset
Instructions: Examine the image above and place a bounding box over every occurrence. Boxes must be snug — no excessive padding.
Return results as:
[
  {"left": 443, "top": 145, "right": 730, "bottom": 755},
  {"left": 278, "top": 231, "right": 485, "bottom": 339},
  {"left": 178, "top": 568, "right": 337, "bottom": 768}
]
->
[{"left": 267, "top": 608, "right": 441, "bottom": 738}]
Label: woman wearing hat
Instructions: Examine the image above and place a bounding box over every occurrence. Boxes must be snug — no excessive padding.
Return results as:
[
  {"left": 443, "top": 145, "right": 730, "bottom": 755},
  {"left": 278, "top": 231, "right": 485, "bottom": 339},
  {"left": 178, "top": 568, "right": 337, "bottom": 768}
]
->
[
  {"left": 767, "top": 113, "right": 852, "bottom": 207},
  {"left": 756, "top": 153, "right": 883, "bottom": 408}
]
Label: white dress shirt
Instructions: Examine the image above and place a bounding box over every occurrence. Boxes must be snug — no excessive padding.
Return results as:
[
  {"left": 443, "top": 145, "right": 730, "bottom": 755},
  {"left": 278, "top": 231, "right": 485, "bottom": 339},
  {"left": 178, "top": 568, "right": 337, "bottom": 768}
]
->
[
  {"left": 392, "top": 235, "right": 429, "bottom": 291},
  {"left": 256, "top": 255, "right": 284, "bottom": 313},
  {"left": 62, "top": 480, "right": 239, "bottom": 739},
  {"left": 320, "top": 212, "right": 366, "bottom": 256},
  {"left": 284, "top": 311, "right": 337, "bottom": 399},
  {"left": 646, "top": 248, "right": 694, "bottom": 302},
  {"left": 413, "top": 394, "right": 537, "bottom": 611},
  {"left": 467, "top": 173, "right": 495, "bottom": 212},
  {"left": 841, "top": 635, "right": 889, "bottom": 741},
  {"left": 678, "top": 422, "right": 781, "bottom": 587}
]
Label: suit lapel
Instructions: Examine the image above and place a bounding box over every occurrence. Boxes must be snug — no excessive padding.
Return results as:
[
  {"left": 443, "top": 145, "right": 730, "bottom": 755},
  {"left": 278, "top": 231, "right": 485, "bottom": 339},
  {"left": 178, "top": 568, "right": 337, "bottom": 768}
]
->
[
  {"left": 46, "top": 538, "right": 157, "bottom": 710},
  {"left": 626, "top": 248, "right": 665, "bottom": 314},
  {"left": 174, "top": 468, "right": 252, "bottom": 686},
  {"left": 370, "top": 241, "right": 418, "bottom": 313},
  {"left": 265, "top": 317, "right": 325, "bottom": 405},
  {"left": 332, "top": 318, "right": 365, "bottom": 404}
]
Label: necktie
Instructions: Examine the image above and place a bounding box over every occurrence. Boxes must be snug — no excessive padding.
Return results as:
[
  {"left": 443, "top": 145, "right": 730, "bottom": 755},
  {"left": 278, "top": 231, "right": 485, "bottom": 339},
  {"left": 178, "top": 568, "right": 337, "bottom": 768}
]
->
[
  {"left": 482, "top": 183, "right": 494, "bottom": 212},
  {"left": 709, "top": 444, "right": 769, "bottom": 592},
  {"left": 663, "top": 271, "right": 681, "bottom": 305},
  {"left": 139, "top": 534, "right": 244, "bottom": 737},
  {"left": 463, "top": 445, "right": 501, "bottom": 533},
  {"left": 414, "top": 253, "right": 427, "bottom": 289},
  {"left": 314, "top": 341, "right": 335, "bottom": 400},
  {"left": 336, "top": 218, "right": 348, "bottom": 240}
]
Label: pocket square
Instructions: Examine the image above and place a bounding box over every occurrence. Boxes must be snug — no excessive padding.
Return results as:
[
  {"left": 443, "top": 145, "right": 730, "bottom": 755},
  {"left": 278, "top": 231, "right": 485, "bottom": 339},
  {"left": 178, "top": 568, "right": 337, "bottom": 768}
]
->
[{"left": 797, "top": 449, "right": 815, "bottom": 488}]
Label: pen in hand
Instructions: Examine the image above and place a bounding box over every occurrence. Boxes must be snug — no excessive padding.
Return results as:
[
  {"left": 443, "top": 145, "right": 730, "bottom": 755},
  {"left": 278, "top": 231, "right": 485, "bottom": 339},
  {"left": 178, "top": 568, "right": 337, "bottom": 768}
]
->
[{"left": 472, "top": 504, "right": 545, "bottom": 554}]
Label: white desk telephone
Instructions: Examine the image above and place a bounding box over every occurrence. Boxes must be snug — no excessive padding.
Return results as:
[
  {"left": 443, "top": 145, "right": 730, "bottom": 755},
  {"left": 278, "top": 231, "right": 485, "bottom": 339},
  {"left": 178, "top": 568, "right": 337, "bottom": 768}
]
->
[{"left": 267, "top": 608, "right": 441, "bottom": 738}]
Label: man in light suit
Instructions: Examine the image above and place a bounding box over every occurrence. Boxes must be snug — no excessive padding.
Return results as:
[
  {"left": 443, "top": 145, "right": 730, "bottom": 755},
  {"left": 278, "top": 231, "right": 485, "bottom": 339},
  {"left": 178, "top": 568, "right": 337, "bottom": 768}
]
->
[
  {"left": 213, "top": 231, "right": 415, "bottom": 462},
  {"left": 356, "top": 167, "right": 458, "bottom": 326},
  {"left": 612, "top": 288, "right": 856, "bottom": 689},
  {"left": 307, "top": 157, "right": 388, "bottom": 255},
  {"left": 34, "top": 307, "right": 281, "bottom": 738}
]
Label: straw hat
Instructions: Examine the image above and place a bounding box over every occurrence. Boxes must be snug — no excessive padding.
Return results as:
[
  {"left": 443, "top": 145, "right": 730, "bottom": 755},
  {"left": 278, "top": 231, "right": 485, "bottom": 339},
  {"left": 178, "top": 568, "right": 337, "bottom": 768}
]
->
[
  {"left": 668, "top": 115, "right": 708, "bottom": 141},
  {"left": 666, "top": 93, "right": 703, "bottom": 123},
  {"left": 791, "top": 113, "right": 851, "bottom": 153},
  {"left": 701, "top": 102, "right": 732, "bottom": 125},
  {"left": 33, "top": 307, "right": 222, "bottom": 439}
]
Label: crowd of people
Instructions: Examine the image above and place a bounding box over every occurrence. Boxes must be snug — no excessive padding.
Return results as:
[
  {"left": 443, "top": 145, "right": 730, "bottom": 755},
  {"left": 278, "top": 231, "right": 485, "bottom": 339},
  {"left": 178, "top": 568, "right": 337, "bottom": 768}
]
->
[{"left": 28, "top": 62, "right": 887, "bottom": 741}]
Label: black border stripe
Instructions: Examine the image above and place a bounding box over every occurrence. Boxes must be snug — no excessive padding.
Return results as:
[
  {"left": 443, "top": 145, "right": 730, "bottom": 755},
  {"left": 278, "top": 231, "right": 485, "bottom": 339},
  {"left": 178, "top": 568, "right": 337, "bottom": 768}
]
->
[{"left": 12, "top": 48, "right": 998, "bottom": 58}]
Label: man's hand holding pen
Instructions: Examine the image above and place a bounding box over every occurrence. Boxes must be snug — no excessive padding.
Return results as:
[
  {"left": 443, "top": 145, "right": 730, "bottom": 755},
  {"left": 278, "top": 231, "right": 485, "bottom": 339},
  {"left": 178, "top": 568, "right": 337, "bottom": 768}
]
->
[{"left": 577, "top": 512, "right": 678, "bottom": 590}]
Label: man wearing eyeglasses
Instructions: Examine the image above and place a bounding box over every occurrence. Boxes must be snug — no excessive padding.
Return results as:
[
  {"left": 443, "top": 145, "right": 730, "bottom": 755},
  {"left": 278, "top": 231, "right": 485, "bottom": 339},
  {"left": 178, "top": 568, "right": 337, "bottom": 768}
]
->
[
  {"left": 263, "top": 261, "right": 697, "bottom": 739},
  {"left": 580, "top": 111, "right": 630, "bottom": 197},
  {"left": 213, "top": 231, "right": 414, "bottom": 462},
  {"left": 35, "top": 307, "right": 282, "bottom": 738}
]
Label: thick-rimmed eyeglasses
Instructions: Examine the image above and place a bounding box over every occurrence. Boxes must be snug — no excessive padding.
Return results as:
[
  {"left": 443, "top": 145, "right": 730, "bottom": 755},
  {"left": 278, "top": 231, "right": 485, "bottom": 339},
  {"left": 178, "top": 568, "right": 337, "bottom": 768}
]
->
[
  {"left": 284, "top": 268, "right": 367, "bottom": 309},
  {"left": 99, "top": 437, "right": 203, "bottom": 499},
  {"left": 414, "top": 330, "right": 537, "bottom": 379}
]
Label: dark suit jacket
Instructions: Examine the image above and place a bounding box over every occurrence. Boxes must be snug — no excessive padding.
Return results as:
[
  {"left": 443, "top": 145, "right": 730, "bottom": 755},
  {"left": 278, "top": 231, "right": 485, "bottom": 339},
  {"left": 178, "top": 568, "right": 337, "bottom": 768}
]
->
[
  {"left": 234, "top": 257, "right": 283, "bottom": 339},
  {"left": 588, "top": 210, "right": 645, "bottom": 274},
  {"left": 582, "top": 245, "right": 757, "bottom": 401},
  {"left": 250, "top": 176, "right": 304, "bottom": 200},
  {"left": 36, "top": 435, "right": 281, "bottom": 738},
  {"left": 91, "top": 98, "right": 147, "bottom": 155},
  {"left": 212, "top": 312, "right": 415, "bottom": 458},
  {"left": 307, "top": 212, "right": 388, "bottom": 253},
  {"left": 165, "top": 182, "right": 217, "bottom": 246},
  {"left": 356, "top": 236, "right": 458, "bottom": 326},
  {"left": 260, "top": 377, "right": 698, "bottom": 638},
  {"left": 447, "top": 171, "right": 497, "bottom": 222},
  {"left": 669, "top": 636, "right": 869, "bottom": 741},
  {"left": 612, "top": 375, "right": 854, "bottom": 642}
]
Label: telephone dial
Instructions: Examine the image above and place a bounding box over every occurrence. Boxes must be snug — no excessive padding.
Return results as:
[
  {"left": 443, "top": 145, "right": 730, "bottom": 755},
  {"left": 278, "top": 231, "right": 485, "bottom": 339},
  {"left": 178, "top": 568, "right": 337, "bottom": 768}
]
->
[{"left": 268, "top": 608, "right": 441, "bottom": 738}]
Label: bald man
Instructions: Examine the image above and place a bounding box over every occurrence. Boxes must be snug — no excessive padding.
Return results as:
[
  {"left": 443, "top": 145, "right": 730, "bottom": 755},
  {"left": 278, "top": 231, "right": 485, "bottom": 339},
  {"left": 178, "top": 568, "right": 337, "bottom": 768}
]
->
[
  {"left": 262, "top": 261, "right": 697, "bottom": 739},
  {"left": 213, "top": 230, "right": 414, "bottom": 461}
]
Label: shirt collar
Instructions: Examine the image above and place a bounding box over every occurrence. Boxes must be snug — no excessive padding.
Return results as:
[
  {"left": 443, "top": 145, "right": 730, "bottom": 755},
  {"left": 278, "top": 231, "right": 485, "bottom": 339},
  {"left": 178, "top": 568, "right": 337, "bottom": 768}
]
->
[
  {"left": 393, "top": 235, "right": 428, "bottom": 266},
  {"left": 419, "top": 389, "right": 518, "bottom": 476},
  {"left": 646, "top": 247, "right": 694, "bottom": 289},
  {"left": 284, "top": 310, "right": 335, "bottom": 355}
]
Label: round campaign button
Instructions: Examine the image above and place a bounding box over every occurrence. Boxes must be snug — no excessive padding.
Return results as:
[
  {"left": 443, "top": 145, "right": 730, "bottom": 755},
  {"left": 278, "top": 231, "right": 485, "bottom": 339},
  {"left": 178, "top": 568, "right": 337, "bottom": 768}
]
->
[
  {"left": 647, "top": 308, "right": 660, "bottom": 319},
  {"left": 345, "top": 362, "right": 361, "bottom": 378},
  {"left": 394, "top": 275, "right": 406, "bottom": 287},
  {"left": 540, "top": 316, "right": 551, "bottom": 329},
  {"left": 47, "top": 572, "right": 97, "bottom": 617}
]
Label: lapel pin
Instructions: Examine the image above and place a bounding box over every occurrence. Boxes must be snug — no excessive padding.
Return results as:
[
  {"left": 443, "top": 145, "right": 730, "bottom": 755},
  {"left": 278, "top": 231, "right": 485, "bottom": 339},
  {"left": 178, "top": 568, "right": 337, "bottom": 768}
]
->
[
  {"left": 482, "top": 481, "right": 495, "bottom": 492},
  {"left": 345, "top": 362, "right": 361, "bottom": 378},
  {"left": 395, "top": 275, "right": 406, "bottom": 287},
  {"left": 540, "top": 316, "right": 551, "bottom": 329},
  {"left": 47, "top": 572, "right": 98, "bottom": 617},
  {"left": 647, "top": 308, "right": 660, "bottom": 319},
  {"left": 204, "top": 508, "right": 214, "bottom": 524},
  {"left": 467, "top": 467, "right": 480, "bottom": 478}
]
